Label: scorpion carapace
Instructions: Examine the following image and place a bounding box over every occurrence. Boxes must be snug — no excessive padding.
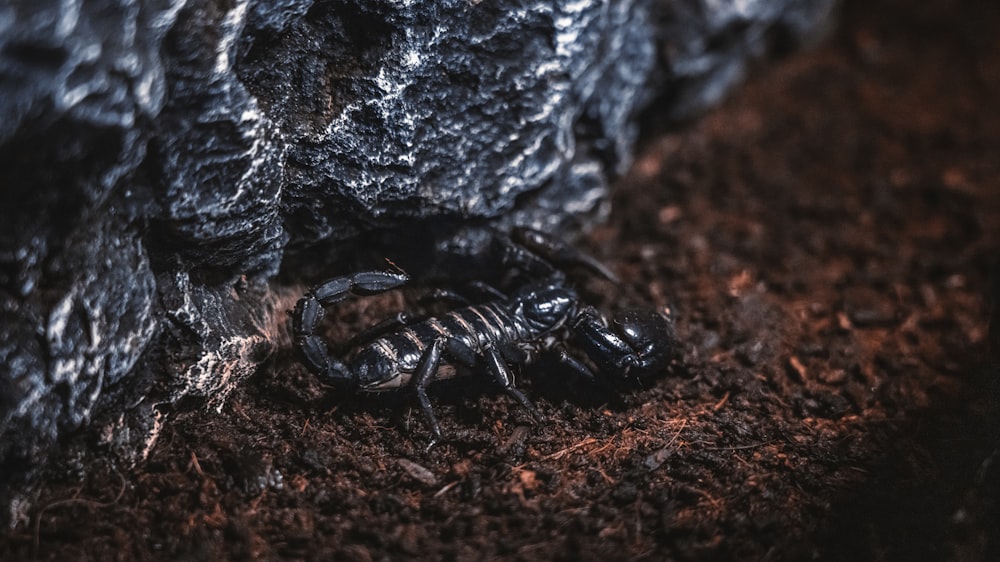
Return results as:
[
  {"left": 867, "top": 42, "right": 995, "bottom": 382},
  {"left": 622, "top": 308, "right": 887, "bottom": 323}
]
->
[{"left": 292, "top": 227, "right": 676, "bottom": 441}]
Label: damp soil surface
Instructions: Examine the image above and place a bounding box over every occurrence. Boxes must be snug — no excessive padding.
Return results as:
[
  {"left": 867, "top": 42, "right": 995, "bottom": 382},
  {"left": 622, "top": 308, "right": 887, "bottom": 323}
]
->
[{"left": 4, "top": 0, "right": 1000, "bottom": 559}]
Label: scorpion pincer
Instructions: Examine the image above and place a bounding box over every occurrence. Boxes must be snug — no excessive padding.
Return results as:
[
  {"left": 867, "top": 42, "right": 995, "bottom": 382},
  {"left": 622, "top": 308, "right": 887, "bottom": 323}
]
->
[{"left": 292, "top": 229, "right": 676, "bottom": 441}]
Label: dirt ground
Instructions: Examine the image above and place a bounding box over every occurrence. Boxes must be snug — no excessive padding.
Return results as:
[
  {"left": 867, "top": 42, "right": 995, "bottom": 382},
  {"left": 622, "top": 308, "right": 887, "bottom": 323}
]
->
[{"left": 3, "top": 0, "right": 999, "bottom": 559}]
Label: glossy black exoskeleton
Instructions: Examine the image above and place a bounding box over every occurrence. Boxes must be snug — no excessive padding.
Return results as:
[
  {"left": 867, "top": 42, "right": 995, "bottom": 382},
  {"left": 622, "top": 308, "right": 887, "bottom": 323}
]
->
[{"left": 292, "top": 228, "right": 675, "bottom": 442}]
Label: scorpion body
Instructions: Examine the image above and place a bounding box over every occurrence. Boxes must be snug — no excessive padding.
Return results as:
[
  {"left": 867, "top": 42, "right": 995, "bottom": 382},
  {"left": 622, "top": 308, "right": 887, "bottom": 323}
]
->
[
  {"left": 345, "top": 288, "right": 573, "bottom": 391},
  {"left": 293, "top": 229, "right": 676, "bottom": 440}
]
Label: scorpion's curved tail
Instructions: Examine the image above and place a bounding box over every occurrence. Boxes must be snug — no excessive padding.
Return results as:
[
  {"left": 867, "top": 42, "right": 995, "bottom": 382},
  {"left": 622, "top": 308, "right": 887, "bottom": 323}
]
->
[{"left": 292, "top": 270, "right": 410, "bottom": 387}]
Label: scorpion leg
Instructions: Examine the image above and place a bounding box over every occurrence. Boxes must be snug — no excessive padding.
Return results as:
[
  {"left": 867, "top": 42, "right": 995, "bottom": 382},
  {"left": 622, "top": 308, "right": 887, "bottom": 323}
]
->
[
  {"left": 440, "top": 339, "right": 541, "bottom": 424},
  {"left": 421, "top": 281, "right": 508, "bottom": 308},
  {"left": 411, "top": 337, "right": 527, "bottom": 441},
  {"left": 419, "top": 288, "right": 470, "bottom": 307},
  {"left": 552, "top": 345, "right": 598, "bottom": 381},
  {"left": 412, "top": 338, "right": 447, "bottom": 440},
  {"left": 465, "top": 281, "right": 508, "bottom": 301},
  {"left": 347, "top": 312, "right": 420, "bottom": 347},
  {"left": 509, "top": 227, "right": 619, "bottom": 283},
  {"left": 497, "top": 342, "right": 530, "bottom": 364},
  {"left": 483, "top": 345, "right": 542, "bottom": 421}
]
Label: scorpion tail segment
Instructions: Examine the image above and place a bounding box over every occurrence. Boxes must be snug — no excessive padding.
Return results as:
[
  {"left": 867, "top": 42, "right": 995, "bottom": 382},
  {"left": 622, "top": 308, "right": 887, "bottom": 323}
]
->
[
  {"left": 296, "top": 335, "right": 355, "bottom": 388},
  {"left": 510, "top": 227, "right": 620, "bottom": 283},
  {"left": 292, "top": 295, "right": 324, "bottom": 339},
  {"left": 310, "top": 270, "right": 410, "bottom": 305}
]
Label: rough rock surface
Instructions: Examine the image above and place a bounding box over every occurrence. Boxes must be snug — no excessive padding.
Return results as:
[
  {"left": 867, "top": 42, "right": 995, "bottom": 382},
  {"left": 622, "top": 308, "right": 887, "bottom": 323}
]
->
[{"left": 0, "top": 0, "right": 836, "bottom": 525}]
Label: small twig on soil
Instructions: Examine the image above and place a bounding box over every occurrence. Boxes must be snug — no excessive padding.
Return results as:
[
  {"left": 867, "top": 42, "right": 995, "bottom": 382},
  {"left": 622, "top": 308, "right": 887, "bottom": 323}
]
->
[
  {"left": 32, "top": 471, "right": 128, "bottom": 560},
  {"left": 189, "top": 451, "right": 205, "bottom": 475},
  {"left": 593, "top": 467, "right": 615, "bottom": 485},
  {"left": 588, "top": 439, "right": 618, "bottom": 458},
  {"left": 665, "top": 418, "right": 688, "bottom": 448},
  {"left": 684, "top": 484, "right": 724, "bottom": 512},
  {"left": 433, "top": 481, "right": 460, "bottom": 498},
  {"left": 229, "top": 399, "right": 255, "bottom": 424},
  {"left": 247, "top": 489, "right": 268, "bottom": 515},
  {"left": 644, "top": 419, "right": 689, "bottom": 471},
  {"left": 540, "top": 436, "right": 598, "bottom": 461},
  {"left": 712, "top": 391, "right": 730, "bottom": 411}
]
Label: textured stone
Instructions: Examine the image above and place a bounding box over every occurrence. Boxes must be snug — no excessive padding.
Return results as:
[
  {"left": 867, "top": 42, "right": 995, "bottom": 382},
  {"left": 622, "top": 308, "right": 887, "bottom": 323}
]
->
[
  {"left": 651, "top": 0, "right": 837, "bottom": 121},
  {"left": 0, "top": 0, "right": 838, "bottom": 525},
  {"left": 239, "top": 0, "right": 656, "bottom": 243}
]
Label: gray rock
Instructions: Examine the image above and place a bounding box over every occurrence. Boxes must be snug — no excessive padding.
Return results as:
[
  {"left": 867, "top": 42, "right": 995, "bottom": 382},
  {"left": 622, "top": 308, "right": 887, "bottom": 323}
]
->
[
  {"left": 651, "top": 0, "right": 837, "bottom": 121},
  {"left": 0, "top": 0, "right": 837, "bottom": 525}
]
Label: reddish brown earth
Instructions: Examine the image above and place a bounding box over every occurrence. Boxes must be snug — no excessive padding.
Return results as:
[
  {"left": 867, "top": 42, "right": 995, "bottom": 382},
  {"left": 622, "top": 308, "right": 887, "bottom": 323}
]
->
[{"left": 3, "top": 0, "right": 998, "bottom": 559}]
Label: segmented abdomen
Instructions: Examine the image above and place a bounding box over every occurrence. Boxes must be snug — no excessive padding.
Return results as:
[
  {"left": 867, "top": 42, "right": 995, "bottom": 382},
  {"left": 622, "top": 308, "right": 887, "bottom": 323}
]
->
[{"left": 366, "top": 301, "right": 526, "bottom": 373}]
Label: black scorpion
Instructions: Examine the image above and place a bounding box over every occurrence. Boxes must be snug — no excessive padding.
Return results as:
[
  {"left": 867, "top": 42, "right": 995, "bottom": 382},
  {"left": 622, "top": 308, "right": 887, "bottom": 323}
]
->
[{"left": 292, "top": 228, "right": 675, "bottom": 441}]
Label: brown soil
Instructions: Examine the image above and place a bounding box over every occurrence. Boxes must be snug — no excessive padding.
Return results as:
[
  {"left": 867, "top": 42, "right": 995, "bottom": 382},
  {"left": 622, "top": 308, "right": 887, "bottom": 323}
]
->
[{"left": 3, "top": 0, "right": 999, "bottom": 559}]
